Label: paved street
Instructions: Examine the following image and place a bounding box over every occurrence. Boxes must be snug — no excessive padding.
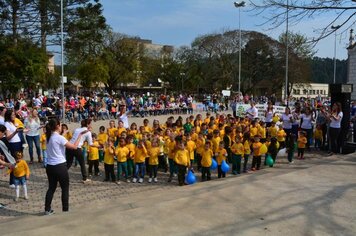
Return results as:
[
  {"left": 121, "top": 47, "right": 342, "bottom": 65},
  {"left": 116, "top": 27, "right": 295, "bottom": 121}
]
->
[{"left": 0, "top": 114, "right": 355, "bottom": 235}]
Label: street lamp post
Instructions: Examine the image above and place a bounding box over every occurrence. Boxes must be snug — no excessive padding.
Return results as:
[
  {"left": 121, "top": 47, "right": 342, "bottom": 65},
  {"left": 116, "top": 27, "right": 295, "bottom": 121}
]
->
[
  {"left": 285, "top": 0, "right": 289, "bottom": 103},
  {"left": 234, "top": 1, "right": 246, "bottom": 95},
  {"left": 60, "top": 0, "right": 65, "bottom": 122},
  {"left": 331, "top": 25, "right": 341, "bottom": 84}
]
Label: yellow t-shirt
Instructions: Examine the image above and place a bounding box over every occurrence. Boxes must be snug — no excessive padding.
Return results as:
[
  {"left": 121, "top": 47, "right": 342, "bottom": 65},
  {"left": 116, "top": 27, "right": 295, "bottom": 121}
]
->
[
  {"left": 250, "top": 126, "right": 258, "bottom": 138},
  {"left": 314, "top": 129, "right": 323, "bottom": 140},
  {"left": 148, "top": 146, "right": 160, "bottom": 165},
  {"left": 186, "top": 140, "right": 196, "bottom": 160},
  {"left": 212, "top": 136, "right": 221, "bottom": 153},
  {"left": 117, "top": 127, "right": 126, "bottom": 137},
  {"left": 200, "top": 149, "right": 213, "bottom": 168},
  {"left": 252, "top": 142, "right": 262, "bottom": 156},
  {"left": 126, "top": 143, "right": 136, "bottom": 159},
  {"left": 297, "top": 137, "right": 307, "bottom": 149},
  {"left": 277, "top": 130, "right": 286, "bottom": 142},
  {"left": 10, "top": 159, "right": 30, "bottom": 178},
  {"left": 40, "top": 133, "right": 47, "bottom": 150},
  {"left": 196, "top": 138, "right": 205, "bottom": 155},
  {"left": 104, "top": 146, "right": 115, "bottom": 165},
  {"left": 174, "top": 149, "right": 190, "bottom": 166},
  {"left": 115, "top": 146, "right": 129, "bottom": 162},
  {"left": 89, "top": 141, "right": 99, "bottom": 161},
  {"left": 63, "top": 131, "right": 72, "bottom": 141},
  {"left": 134, "top": 146, "right": 148, "bottom": 163},
  {"left": 97, "top": 133, "right": 108, "bottom": 146},
  {"left": 216, "top": 148, "right": 227, "bottom": 165},
  {"left": 258, "top": 127, "right": 266, "bottom": 139},
  {"left": 167, "top": 140, "right": 176, "bottom": 159},
  {"left": 107, "top": 127, "right": 118, "bottom": 138},
  {"left": 268, "top": 126, "right": 278, "bottom": 138},
  {"left": 14, "top": 118, "right": 24, "bottom": 128},
  {"left": 231, "top": 142, "right": 244, "bottom": 155},
  {"left": 243, "top": 140, "right": 251, "bottom": 155}
]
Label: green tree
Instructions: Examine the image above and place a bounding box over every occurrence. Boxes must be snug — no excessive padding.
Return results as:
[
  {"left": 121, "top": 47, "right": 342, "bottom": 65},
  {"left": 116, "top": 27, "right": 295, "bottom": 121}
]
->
[
  {"left": 65, "top": 0, "right": 107, "bottom": 64},
  {"left": 0, "top": 35, "right": 48, "bottom": 94}
]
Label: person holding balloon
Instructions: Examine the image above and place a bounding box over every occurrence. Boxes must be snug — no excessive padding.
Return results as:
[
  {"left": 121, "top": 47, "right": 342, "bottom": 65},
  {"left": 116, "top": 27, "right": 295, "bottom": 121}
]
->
[
  {"left": 216, "top": 141, "right": 228, "bottom": 178},
  {"left": 200, "top": 142, "right": 214, "bottom": 181},
  {"left": 174, "top": 142, "right": 190, "bottom": 186}
]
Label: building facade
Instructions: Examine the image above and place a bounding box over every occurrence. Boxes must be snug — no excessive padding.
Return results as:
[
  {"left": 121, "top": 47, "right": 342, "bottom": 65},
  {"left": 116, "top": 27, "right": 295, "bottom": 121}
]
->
[{"left": 282, "top": 83, "right": 330, "bottom": 100}]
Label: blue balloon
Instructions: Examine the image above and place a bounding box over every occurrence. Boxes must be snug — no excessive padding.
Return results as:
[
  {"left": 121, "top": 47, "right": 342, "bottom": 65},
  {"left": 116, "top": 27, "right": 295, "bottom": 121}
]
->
[
  {"left": 185, "top": 170, "right": 196, "bottom": 185},
  {"left": 221, "top": 160, "right": 230, "bottom": 173},
  {"left": 210, "top": 158, "right": 218, "bottom": 170}
]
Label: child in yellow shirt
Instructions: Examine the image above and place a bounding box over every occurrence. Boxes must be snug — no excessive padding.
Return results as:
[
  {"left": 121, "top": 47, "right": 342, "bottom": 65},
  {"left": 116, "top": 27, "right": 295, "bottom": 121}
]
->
[
  {"left": 8, "top": 152, "right": 30, "bottom": 201},
  {"left": 314, "top": 124, "right": 323, "bottom": 150},
  {"left": 103, "top": 138, "right": 116, "bottom": 182},
  {"left": 88, "top": 133, "right": 100, "bottom": 177},
  {"left": 40, "top": 128, "right": 47, "bottom": 168},
  {"left": 276, "top": 125, "right": 287, "bottom": 149},
  {"left": 126, "top": 135, "right": 136, "bottom": 177},
  {"left": 148, "top": 139, "right": 160, "bottom": 183},
  {"left": 216, "top": 141, "right": 228, "bottom": 178},
  {"left": 297, "top": 131, "right": 308, "bottom": 159},
  {"left": 243, "top": 133, "right": 251, "bottom": 173},
  {"left": 97, "top": 126, "right": 108, "bottom": 163},
  {"left": 115, "top": 137, "right": 130, "bottom": 183},
  {"left": 185, "top": 133, "right": 196, "bottom": 167},
  {"left": 174, "top": 142, "right": 190, "bottom": 186},
  {"left": 167, "top": 135, "right": 177, "bottom": 182},
  {"left": 133, "top": 140, "right": 148, "bottom": 183},
  {"left": 251, "top": 135, "right": 262, "bottom": 171},
  {"left": 200, "top": 142, "right": 213, "bottom": 181},
  {"left": 231, "top": 136, "right": 244, "bottom": 175}
]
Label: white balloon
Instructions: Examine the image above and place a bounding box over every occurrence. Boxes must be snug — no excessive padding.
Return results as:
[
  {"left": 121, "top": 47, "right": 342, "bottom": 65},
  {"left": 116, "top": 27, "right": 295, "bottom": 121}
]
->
[{"left": 277, "top": 148, "right": 287, "bottom": 157}]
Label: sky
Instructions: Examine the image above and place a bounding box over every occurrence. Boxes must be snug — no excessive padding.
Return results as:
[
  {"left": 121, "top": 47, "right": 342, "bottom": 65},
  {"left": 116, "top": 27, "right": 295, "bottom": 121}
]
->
[{"left": 99, "top": 0, "right": 354, "bottom": 60}]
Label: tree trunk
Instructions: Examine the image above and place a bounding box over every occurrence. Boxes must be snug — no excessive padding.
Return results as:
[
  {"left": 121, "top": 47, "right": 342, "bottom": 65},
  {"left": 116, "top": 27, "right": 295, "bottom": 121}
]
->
[
  {"left": 39, "top": 0, "right": 48, "bottom": 49},
  {"left": 11, "top": 0, "right": 19, "bottom": 44}
]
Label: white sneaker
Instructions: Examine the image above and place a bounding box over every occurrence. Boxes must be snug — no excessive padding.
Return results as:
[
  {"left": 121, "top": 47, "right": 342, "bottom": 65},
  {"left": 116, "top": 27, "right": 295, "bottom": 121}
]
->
[
  {"left": 138, "top": 178, "right": 143, "bottom": 183},
  {"left": 126, "top": 179, "right": 131, "bottom": 183},
  {"left": 82, "top": 179, "right": 92, "bottom": 184},
  {"left": 154, "top": 178, "right": 158, "bottom": 183},
  {"left": 22, "top": 144, "right": 28, "bottom": 148},
  {"left": 173, "top": 173, "right": 177, "bottom": 177},
  {"left": 9, "top": 184, "right": 15, "bottom": 189},
  {"left": 289, "top": 161, "right": 294, "bottom": 164},
  {"left": 148, "top": 178, "right": 152, "bottom": 183},
  {"left": 24, "top": 196, "right": 29, "bottom": 200},
  {"left": 115, "top": 181, "right": 121, "bottom": 185},
  {"left": 132, "top": 178, "right": 137, "bottom": 183}
]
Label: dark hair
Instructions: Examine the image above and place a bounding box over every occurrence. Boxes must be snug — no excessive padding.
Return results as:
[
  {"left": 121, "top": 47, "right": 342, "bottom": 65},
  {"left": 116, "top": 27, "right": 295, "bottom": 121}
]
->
[
  {"left": 81, "top": 118, "right": 91, "bottom": 128},
  {"left": 0, "top": 124, "right": 6, "bottom": 133},
  {"left": 4, "top": 110, "right": 14, "bottom": 122},
  {"left": 60, "top": 123, "right": 69, "bottom": 135},
  {"left": 99, "top": 126, "right": 105, "bottom": 131},
  {"left": 46, "top": 118, "right": 60, "bottom": 143}
]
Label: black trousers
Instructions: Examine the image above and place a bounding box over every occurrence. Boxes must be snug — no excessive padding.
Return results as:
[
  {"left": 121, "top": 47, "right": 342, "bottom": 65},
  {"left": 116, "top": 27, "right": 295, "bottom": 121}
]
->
[
  {"left": 45, "top": 163, "right": 69, "bottom": 212},
  {"left": 104, "top": 163, "right": 115, "bottom": 182},
  {"left": 329, "top": 127, "right": 341, "bottom": 153},
  {"left": 251, "top": 156, "right": 262, "bottom": 170},
  {"left": 176, "top": 164, "right": 187, "bottom": 186},
  {"left": 201, "top": 167, "right": 211, "bottom": 181},
  {"left": 88, "top": 159, "right": 99, "bottom": 175},
  {"left": 66, "top": 148, "right": 87, "bottom": 181}
]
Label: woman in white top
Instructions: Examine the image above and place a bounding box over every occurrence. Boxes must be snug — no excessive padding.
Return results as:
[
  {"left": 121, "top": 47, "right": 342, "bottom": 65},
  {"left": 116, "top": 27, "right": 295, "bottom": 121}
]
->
[
  {"left": 264, "top": 102, "right": 274, "bottom": 127},
  {"left": 4, "top": 110, "right": 22, "bottom": 187},
  {"left": 25, "top": 109, "right": 42, "bottom": 164},
  {"left": 300, "top": 107, "right": 315, "bottom": 150},
  {"left": 326, "top": 102, "right": 343, "bottom": 155},
  {"left": 44, "top": 118, "right": 85, "bottom": 215},
  {"left": 281, "top": 107, "right": 294, "bottom": 138}
]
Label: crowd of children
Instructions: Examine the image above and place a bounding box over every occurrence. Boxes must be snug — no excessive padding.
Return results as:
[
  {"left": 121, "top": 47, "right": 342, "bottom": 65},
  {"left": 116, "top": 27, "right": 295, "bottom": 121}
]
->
[
  {"left": 5, "top": 111, "right": 317, "bottom": 203},
  {"left": 52, "top": 112, "right": 317, "bottom": 186}
]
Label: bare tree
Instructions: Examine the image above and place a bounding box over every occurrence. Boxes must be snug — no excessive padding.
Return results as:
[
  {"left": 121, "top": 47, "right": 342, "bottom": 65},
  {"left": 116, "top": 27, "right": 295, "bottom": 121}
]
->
[{"left": 249, "top": 0, "right": 356, "bottom": 43}]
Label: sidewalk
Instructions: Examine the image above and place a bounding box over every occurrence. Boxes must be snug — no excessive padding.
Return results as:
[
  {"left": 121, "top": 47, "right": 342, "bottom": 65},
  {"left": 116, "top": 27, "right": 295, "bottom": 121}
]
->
[{"left": 1, "top": 153, "right": 355, "bottom": 236}]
